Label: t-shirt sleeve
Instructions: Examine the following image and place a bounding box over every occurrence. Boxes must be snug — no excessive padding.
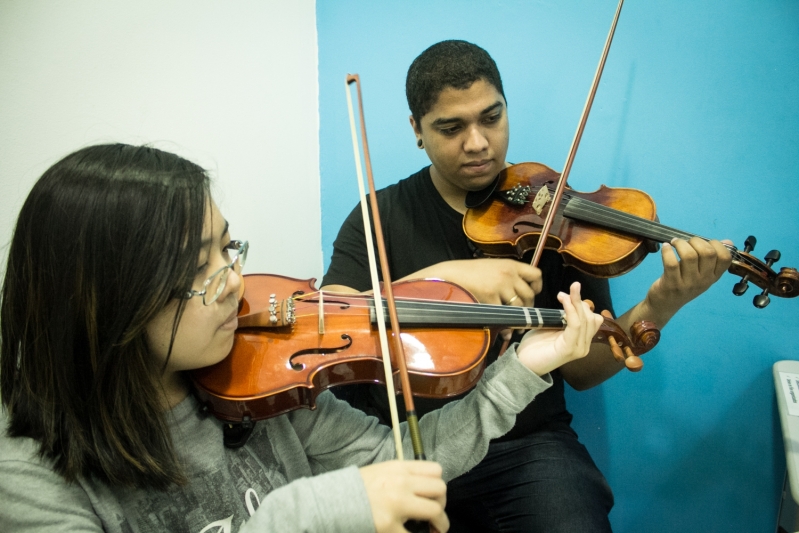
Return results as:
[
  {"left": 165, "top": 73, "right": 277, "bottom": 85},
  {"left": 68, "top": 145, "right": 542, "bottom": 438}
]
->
[{"left": 321, "top": 201, "right": 373, "bottom": 292}]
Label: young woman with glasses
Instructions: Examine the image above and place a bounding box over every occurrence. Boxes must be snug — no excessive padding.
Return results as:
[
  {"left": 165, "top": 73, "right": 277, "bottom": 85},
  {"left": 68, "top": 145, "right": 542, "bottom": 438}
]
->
[{"left": 0, "top": 143, "right": 602, "bottom": 533}]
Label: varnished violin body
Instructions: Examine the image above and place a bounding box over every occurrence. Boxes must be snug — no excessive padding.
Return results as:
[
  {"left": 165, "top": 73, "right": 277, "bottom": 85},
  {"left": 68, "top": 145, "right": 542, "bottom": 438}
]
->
[
  {"left": 464, "top": 162, "right": 799, "bottom": 306},
  {"left": 192, "top": 274, "right": 490, "bottom": 422},
  {"left": 191, "top": 273, "right": 660, "bottom": 423},
  {"left": 465, "top": 162, "right": 658, "bottom": 278}
]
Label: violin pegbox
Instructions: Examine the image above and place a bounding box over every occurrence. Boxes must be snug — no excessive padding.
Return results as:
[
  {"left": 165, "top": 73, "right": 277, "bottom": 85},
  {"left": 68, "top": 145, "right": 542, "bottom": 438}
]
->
[
  {"left": 594, "top": 309, "right": 659, "bottom": 372},
  {"left": 731, "top": 236, "right": 758, "bottom": 297},
  {"left": 730, "top": 235, "right": 799, "bottom": 308}
]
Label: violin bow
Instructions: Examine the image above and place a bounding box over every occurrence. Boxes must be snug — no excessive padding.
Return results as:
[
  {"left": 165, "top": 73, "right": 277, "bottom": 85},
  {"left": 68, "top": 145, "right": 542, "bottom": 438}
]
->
[
  {"left": 345, "top": 75, "right": 427, "bottom": 462},
  {"left": 527, "top": 0, "right": 646, "bottom": 371},
  {"left": 530, "top": 0, "right": 624, "bottom": 269}
]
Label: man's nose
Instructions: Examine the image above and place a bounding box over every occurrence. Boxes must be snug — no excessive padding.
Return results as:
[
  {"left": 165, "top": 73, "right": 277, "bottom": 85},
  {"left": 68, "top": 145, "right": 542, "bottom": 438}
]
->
[{"left": 463, "top": 125, "right": 489, "bottom": 152}]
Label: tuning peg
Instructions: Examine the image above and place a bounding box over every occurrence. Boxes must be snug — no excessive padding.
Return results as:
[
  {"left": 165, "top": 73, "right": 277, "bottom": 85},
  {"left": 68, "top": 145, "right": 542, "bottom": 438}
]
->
[
  {"left": 754, "top": 291, "right": 770, "bottom": 308},
  {"left": 733, "top": 236, "right": 759, "bottom": 296},
  {"left": 765, "top": 249, "right": 781, "bottom": 266},
  {"left": 744, "top": 235, "right": 757, "bottom": 253},
  {"left": 733, "top": 276, "right": 750, "bottom": 296},
  {"left": 752, "top": 249, "right": 781, "bottom": 308},
  {"left": 601, "top": 310, "right": 644, "bottom": 372}
]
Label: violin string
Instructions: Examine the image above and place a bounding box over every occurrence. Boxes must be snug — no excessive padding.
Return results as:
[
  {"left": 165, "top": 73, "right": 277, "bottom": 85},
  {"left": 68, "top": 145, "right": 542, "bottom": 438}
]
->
[
  {"left": 292, "top": 292, "right": 566, "bottom": 325},
  {"left": 552, "top": 190, "right": 765, "bottom": 268},
  {"left": 523, "top": 186, "right": 765, "bottom": 272},
  {"left": 294, "top": 292, "right": 567, "bottom": 317},
  {"left": 555, "top": 191, "right": 695, "bottom": 241},
  {"left": 565, "top": 196, "right": 762, "bottom": 270},
  {"left": 391, "top": 300, "right": 565, "bottom": 324}
]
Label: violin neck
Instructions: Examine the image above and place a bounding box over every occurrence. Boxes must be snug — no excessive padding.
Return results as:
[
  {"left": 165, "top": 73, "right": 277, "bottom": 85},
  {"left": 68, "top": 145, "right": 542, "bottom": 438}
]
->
[
  {"left": 564, "top": 196, "right": 699, "bottom": 243},
  {"left": 371, "top": 299, "right": 567, "bottom": 329}
]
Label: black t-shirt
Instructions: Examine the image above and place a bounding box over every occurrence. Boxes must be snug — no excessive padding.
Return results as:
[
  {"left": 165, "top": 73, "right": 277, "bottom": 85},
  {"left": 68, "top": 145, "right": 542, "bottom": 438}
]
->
[{"left": 321, "top": 166, "right": 614, "bottom": 440}]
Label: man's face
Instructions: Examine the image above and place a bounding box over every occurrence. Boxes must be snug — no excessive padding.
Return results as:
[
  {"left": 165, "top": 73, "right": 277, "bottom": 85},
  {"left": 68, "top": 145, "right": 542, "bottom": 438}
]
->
[{"left": 412, "top": 78, "right": 509, "bottom": 194}]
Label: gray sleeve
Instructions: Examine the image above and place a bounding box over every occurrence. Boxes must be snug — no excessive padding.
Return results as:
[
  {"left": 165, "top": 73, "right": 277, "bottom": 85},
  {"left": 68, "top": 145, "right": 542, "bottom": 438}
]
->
[
  {"left": 290, "top": 344, "right": 552, "bottom": 481},
  {"left": 0, "top": 455, "right": 103, "bottom": 533},
  {"left": 0, "top": 347, "right": 548, "bottom": 533},
  {"left": 240, "top": 465, "right": 375, "bottom": 533}
]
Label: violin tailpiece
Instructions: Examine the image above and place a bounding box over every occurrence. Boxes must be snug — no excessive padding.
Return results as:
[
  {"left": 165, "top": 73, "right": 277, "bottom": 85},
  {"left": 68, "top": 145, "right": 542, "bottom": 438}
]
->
[
  {"left": 497, "top": 184, "right": 532, "bottom": 207},
  {"left": 237, "top": 296, "right": 296, "bottom": 328}
]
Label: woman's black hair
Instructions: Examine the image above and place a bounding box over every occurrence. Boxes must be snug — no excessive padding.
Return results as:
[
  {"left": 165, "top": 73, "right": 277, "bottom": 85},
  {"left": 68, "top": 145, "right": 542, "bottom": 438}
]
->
[{"left": 1, "top": 143, "right": 210, "bottom": 488}]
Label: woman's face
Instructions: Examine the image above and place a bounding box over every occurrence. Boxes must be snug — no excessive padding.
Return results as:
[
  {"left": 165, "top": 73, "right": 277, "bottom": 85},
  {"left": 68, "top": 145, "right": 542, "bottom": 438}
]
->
[{"left": 145, "top": 200, "right": 242, "bottom": 389}]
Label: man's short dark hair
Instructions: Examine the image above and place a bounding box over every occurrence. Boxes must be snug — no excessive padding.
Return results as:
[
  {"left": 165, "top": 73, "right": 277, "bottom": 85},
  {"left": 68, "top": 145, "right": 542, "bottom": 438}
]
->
[{"left": 406, "top": 40, "right": 506, "bottom": 126}]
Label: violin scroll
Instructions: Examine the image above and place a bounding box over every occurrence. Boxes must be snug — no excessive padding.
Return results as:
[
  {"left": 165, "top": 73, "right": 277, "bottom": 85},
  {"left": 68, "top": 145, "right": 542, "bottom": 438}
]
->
[
  {"left": 593, "top": 310, "right": 660, "bottom": 372},
  {"left": 584, "top": 300, "right": 659, "bottom": 372},
  {"left": 729, "top": 235, "right": 799, "bottom": 308},
  {"left": 628, "top": 319, "right": 661, "bottom": 354}
]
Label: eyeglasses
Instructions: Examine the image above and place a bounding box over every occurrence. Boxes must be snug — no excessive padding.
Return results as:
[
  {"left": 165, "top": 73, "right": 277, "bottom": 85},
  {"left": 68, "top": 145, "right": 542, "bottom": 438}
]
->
[{"left": 185, "top": 240, "right": 248, "bottom": 305}]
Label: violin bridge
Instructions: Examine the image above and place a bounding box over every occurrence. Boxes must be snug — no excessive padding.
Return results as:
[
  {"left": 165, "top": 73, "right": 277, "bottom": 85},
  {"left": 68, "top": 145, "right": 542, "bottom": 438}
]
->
[
  {"left": 318, "top": 290, "right": 325, "bottom": 334},
  {"left": 532, "top": 186, "right": 551, "bottom": 215}
]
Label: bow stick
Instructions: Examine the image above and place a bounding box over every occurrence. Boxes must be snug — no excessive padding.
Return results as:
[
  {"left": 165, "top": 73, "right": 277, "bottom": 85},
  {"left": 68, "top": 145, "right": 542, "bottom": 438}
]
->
[
  {"left": 530, "top": 0, "right": 624, "bottom": 268},
  {"left": 345, "top": 74, "right": 427, "bottom": 462},
  {"left": 526, "top": 0, "right": 643, "bottom": 370}
]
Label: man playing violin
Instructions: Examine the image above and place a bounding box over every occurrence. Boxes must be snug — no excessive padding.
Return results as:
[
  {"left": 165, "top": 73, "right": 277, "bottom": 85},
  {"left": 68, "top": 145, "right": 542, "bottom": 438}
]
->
[{"left": 322, "top": 40, "right": 732, "bottom": 532}]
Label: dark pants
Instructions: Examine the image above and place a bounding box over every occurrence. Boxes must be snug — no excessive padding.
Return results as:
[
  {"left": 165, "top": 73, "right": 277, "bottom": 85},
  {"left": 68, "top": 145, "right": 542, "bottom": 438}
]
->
[{"left": 445, "top": 425, "right": 614, "bottom": 533}]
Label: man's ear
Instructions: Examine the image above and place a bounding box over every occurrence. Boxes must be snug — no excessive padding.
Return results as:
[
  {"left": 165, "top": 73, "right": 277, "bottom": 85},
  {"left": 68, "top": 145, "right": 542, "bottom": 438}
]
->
[{"left": 409, "top": 115, "right": 421, "bottom": 136}]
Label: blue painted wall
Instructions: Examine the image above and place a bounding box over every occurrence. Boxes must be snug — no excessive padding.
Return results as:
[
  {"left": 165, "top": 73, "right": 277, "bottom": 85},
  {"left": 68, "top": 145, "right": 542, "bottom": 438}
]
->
[{"left": 317, "top": 1, "right": 799, "bottom": 531}]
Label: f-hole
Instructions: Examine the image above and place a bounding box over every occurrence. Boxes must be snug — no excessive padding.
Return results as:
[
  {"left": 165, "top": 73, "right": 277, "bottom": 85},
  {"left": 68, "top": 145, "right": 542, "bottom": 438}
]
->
[
  {"left": 302, "top": 296, "right": 352, "bottom": 310},
  {"left": 289, "top": 334, "right": 353, "bottom": 370},
  {"left": 513, "top": 220, "right": 543, "bottom": 233}
]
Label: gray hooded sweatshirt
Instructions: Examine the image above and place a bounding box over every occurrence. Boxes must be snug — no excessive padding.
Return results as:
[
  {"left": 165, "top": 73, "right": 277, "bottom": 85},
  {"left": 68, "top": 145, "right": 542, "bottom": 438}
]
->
[{"left": 0, "top": 346, "right": 551, "bottom": 533}]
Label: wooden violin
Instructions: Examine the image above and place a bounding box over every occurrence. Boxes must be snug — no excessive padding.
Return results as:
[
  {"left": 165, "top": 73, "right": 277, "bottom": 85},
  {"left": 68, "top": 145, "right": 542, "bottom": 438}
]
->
[
  {"left": 190, "top": 273, "right": 660, "bottom": 423},
  {"left": 463, "top": 161, "right": 799, "bottom": 308}
]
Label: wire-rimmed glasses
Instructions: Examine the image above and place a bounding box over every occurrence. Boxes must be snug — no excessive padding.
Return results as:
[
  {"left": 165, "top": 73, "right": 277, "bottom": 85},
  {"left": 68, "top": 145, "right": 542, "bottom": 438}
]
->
[{"left": 185, "top": 240, "right": 248, "bottom": 305}]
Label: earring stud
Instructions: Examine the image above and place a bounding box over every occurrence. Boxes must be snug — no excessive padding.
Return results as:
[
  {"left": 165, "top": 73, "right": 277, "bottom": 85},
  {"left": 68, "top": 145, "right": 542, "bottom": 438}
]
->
[{"left": 417, "top": 139, "right": 423, "bottom": 148}]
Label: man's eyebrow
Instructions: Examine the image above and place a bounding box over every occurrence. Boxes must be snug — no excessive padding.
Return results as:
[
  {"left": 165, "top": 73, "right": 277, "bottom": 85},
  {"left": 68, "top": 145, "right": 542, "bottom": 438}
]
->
[
  {"left": 480, "top": 101, "right": 504, "bottom": 115},
  {"left": 429, "top": 101, "right": 504, "bottom": 127},
  {"left": 200, "top": 220, "right": 229, "bottom": 247},
  {"left": 430, "top": 116, "right": 463, "bottom": 127}
]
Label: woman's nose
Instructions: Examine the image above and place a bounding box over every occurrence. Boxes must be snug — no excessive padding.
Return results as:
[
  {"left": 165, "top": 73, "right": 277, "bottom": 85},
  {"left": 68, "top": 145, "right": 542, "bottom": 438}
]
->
[{"left": 221, "top": 267, "right": 243, "bottom": 302}]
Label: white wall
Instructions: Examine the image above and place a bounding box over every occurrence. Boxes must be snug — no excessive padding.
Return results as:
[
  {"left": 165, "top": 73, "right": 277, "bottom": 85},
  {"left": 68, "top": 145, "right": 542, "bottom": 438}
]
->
[{"left": 0, "top": 0, "right": 322, "bottom": 281}]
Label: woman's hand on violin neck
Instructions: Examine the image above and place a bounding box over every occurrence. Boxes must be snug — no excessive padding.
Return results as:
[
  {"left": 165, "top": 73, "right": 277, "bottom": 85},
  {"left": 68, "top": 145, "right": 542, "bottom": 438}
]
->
[
  {"left": 407, "top": 258, "right": 542, "bottom": 307},
  {"left": 516, "top": 282, "right": 604, "bottom": 377},
  {"left": 360, "top": 460, "right": 449, "bottom": 533},
  {"left": 643, "top": 237, "right": 733, "bottom": 324}
]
